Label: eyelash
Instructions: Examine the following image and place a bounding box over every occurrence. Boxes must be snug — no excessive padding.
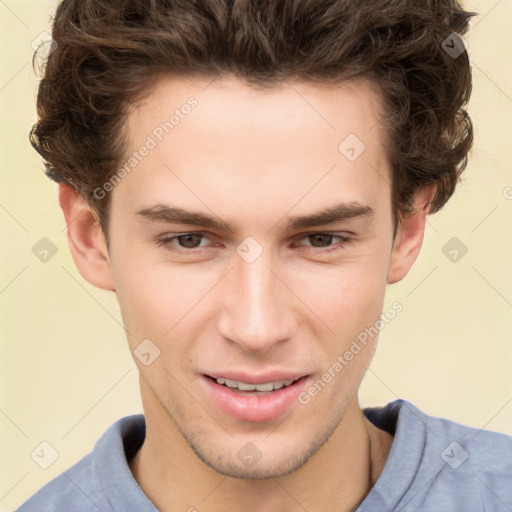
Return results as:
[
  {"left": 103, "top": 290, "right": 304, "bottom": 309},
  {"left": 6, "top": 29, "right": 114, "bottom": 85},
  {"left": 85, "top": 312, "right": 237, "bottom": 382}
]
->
[{"left": 156, "top": 232, "right": 353, "bottom": 254}]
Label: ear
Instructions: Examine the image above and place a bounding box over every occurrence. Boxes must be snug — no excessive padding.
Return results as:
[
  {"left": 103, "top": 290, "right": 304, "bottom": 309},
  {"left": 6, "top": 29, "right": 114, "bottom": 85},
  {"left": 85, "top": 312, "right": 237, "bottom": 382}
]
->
[
  {"left": 387, "top": 186, "right": 435, "bottom": 285},
  {"left": 59, "top": 184, "right": 115, "bottom": 291}
]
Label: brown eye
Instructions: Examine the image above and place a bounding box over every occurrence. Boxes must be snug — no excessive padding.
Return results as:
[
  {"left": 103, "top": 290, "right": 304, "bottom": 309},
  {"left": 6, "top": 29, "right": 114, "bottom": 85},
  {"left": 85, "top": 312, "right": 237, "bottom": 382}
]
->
[
  {"left": 306, "top": 234, "right": 336, "bottom": 248},
  {"left": 158, "top": 233, "right": 210, "bottom": 251},
  {"left": 295, "top": 233, "right": 352, "bottom": 254},
  {"left": 174, "top": 234, "right": 204, "bottom": 249}
]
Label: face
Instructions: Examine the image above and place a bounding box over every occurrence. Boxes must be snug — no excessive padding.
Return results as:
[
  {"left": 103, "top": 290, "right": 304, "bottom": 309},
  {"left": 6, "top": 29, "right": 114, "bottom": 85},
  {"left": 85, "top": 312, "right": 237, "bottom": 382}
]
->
[{"left": 93, "top": 75, "right": 411, "bottom": 478}]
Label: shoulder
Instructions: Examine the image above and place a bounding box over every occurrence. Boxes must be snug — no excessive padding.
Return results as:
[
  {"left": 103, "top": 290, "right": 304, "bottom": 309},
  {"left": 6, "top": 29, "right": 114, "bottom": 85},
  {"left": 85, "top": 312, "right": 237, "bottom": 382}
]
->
[
  {"left": 16, "top": 414, "right": 146, "bottom": 512},
  {"left": 412, "top": 400, "right": 512, "bottom": 472},
  {"left": 16, "top": 452, "right": 105, "bottom": 512},
  {"left": 400, "top": 400, "right": 512, "bottom": 510},
  {"left": 362, "top": 399, "right": 512, "bottom": 511},
  {"left": 371, "top": 398, "right": 512, "bottom": 462}
]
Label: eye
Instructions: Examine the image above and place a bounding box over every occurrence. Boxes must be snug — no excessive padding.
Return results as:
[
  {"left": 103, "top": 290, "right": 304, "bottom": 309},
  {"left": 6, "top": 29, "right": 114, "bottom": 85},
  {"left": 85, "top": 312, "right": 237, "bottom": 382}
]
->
[
  {"left": 295, "top": 233, "right": 352, "bottom": 253},
  {"left": 157, "top": 232, "right": 211, "bottom": 250},
  {"left": 157, "top": 232, "right": 352, "bottom": 254}
]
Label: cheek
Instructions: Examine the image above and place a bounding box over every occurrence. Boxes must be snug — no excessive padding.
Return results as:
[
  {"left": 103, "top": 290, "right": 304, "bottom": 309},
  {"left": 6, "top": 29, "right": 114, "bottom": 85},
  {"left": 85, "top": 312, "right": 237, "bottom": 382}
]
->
[
  {"left": 289, "top": 253, "right": 388, "bottom": 339},
  {"left": 111, "top": 253, "right": 218, "bottom": 345},
  {"left": 296, "top": 264, "right": 386, "bottom": 406}
]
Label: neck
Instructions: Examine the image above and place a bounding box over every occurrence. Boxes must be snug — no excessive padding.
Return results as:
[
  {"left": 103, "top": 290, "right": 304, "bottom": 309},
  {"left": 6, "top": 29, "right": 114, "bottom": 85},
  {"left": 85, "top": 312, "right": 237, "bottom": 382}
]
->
[{"left": 129, "top": 388, "right": 393, "bottom": 512}]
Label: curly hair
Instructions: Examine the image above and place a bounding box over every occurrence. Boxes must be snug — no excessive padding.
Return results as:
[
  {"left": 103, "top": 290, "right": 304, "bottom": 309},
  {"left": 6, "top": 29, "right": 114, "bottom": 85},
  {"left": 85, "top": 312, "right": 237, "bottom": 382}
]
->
[{"left": 30, "top": 0, "right": 475, "bottom": 235}]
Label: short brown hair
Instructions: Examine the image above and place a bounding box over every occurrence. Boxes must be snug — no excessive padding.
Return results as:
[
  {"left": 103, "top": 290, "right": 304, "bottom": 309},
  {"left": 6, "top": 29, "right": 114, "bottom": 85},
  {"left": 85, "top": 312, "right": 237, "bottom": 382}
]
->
[{"left": 30, "top": 0, "right": 475, "bottom": 235}]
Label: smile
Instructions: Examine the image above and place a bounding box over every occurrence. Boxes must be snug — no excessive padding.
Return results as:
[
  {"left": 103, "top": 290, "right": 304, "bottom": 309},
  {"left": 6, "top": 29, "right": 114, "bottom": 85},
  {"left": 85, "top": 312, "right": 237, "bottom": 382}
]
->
[{"left": 201, "top": 374, "right": 311, "bottom": 422}]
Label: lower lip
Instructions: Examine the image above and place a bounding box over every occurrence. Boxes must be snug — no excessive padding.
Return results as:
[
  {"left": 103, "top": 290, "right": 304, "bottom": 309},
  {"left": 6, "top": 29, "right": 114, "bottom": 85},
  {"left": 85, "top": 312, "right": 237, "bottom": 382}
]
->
[{"left": 201, "top": 375, "right": 310, "bottom": 422}]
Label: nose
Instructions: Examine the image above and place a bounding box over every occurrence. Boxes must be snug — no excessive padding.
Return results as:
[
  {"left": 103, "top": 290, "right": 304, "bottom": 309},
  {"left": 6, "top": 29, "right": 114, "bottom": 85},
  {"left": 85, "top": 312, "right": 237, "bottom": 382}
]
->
[{"left": 216, "top": 249, "right": 297, "bottom": 354}]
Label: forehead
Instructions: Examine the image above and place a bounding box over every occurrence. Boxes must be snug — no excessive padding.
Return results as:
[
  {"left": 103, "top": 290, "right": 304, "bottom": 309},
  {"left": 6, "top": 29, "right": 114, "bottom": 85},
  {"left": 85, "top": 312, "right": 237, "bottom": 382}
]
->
[
  {"left": 128, "top": 74, "right": 386, "bottom": 149},
  {"left": 116, "top": 74, "right": 390, "bottom": 224}
]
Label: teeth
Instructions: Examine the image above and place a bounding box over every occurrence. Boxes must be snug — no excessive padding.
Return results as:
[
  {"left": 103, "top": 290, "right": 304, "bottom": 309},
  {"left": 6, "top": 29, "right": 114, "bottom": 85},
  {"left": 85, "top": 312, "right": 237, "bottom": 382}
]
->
[{"left": 216, "top": 377, "right": 296, "bottom": 391}]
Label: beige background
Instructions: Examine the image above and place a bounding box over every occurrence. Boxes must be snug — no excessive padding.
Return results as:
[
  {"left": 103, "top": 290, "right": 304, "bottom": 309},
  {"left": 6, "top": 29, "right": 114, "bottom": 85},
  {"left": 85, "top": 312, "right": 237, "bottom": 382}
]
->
[{"left": 1, "top": 1, "right": 511, "bottom": 510}]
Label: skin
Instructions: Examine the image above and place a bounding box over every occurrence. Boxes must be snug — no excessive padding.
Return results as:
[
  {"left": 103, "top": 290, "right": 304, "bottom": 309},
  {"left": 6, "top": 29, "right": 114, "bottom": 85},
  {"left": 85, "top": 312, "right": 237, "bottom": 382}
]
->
[{"left": 59, "top": 75, "right": 434, "bottom": 512}]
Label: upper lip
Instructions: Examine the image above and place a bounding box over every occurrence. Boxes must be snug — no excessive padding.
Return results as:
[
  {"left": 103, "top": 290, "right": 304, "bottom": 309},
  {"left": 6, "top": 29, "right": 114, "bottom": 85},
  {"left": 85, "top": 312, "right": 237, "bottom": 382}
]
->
[{"left": 204, "top": 371, "right": 309, "bottom": 384}]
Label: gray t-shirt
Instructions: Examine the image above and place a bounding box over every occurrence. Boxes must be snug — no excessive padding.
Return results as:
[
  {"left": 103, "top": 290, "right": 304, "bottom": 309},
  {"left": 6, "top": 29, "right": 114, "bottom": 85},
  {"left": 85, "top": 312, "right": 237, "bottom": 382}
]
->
[{"left": 16, "top": 399, "right": 512, "bottom": 511}]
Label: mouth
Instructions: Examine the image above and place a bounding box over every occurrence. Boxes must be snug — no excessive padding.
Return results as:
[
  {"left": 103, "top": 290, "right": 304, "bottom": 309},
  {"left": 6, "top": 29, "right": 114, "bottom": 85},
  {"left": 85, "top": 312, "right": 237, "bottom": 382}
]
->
[
  {"left": 200, "top": 373, "right": 311, "bottom": 422},
  {"left": 203, "top": 374, "right": 306, "bottom": 395}
]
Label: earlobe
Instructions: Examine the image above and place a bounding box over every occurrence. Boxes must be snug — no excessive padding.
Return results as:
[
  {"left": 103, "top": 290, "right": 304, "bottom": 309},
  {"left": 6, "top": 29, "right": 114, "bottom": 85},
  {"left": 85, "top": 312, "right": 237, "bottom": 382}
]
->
[
  {"left": 387, "top": 186, "right": 435, "bottom": 285},
  {"left": 59, "top": 184, "right": 115, "bottom": 291}
]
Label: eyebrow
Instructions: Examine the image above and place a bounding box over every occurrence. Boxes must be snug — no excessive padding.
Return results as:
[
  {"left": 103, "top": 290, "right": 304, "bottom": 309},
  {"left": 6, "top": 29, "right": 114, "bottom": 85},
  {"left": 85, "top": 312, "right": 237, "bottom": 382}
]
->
[
  {"left": 286, "top": 202, "right": 374, "bottom": 230},
  {"left": 135, "top": 202, "right": 374, "bottom": 232}
]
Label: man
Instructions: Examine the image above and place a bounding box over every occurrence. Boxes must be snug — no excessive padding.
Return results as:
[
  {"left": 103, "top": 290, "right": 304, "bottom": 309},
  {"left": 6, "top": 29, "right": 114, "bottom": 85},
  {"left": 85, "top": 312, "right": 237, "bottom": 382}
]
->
[{"left": 19, "top": 0, "right": 512, "bottom": 511}]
